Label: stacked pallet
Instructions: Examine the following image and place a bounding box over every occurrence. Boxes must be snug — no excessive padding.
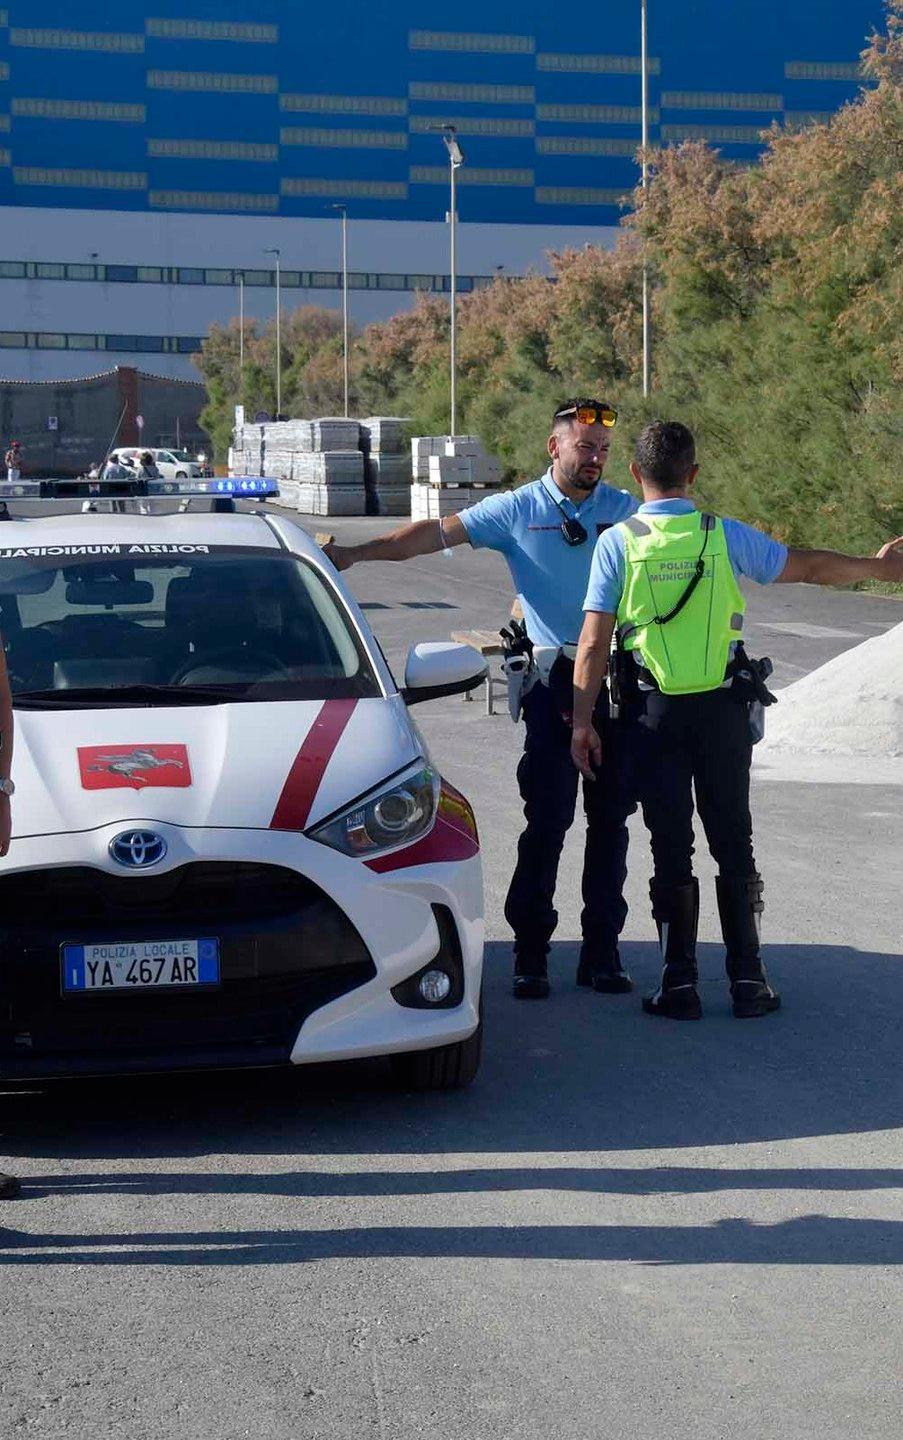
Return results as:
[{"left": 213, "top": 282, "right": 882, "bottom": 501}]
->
[
  {"left": 231, "top": 417, "right": 366, "bottom": 514},
  {"left": 360, "top": 416, "right": 411, "bottom": 516},
  {"left": 295, "top": 450, "right": 366, "bottom": 517},
  {"left": 410, "top": 435, "right": 504, "bottom": 518}
]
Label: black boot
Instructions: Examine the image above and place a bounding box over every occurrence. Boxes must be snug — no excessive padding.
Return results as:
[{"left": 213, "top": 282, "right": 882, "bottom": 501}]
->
[
  {"left": 716, "top": 875, "right": 781, "bottom": 1019},
  {"left": 0, "top": 1171, "right": 21, "bottom": 1199},
  {"left": 576, "top": 945, "right": 633, "bottom": 993},
  {"left": 512, "top": 946, "right": 550, "bottom": 1000},
  {"left": 643, "top": 879, "right": 702, "bottom": 1020}
]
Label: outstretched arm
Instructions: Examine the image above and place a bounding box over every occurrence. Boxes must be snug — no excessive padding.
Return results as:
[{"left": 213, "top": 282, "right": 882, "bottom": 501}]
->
[
  {"left": 778, "top": 537, "right": 903, "bottom": 586},
  {"left": 325, "top": 515, "right": 470, "bottom": 571},
  {"left": 571, "top": 610, "right": 616, "bottom": 781},
  {"left": 0, "top": 645, "right": 13, "bottom": 857}
]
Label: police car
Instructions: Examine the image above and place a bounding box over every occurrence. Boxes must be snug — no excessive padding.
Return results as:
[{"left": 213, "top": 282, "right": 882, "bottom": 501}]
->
[{"left": 0, "top": 477, "right": 486, "bottom": 1088}]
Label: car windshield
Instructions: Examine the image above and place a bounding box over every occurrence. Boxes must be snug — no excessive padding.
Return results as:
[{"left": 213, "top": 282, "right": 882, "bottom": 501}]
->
[{"left": 1, "top": 545, "right": 381, "bottom": 706}]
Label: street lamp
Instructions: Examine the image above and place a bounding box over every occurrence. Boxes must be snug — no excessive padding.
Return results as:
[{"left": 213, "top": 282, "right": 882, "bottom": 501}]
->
[
  {"left": 328, "top": 204, "right": 350, "bottom": 418},
  {"left": 641, "top": 0, "right": 651, "bottom": 397},
  {"left": 264, "top": 246, "right": 281, "bottom": 417},
  {"left": 237, "top": 269, "right": 245, "bottom": 383},
  {"left": 432, "top": 124, "right": 465, "bottom": 437}
]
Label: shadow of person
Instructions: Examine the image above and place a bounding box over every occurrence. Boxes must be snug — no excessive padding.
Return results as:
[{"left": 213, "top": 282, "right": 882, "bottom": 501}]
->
[
  {"left": 2, "top": 939, "right": 902, "bottom": 1166},
  {"left": 2, "top": 1215, "right": 901, "bottom": 1269}
]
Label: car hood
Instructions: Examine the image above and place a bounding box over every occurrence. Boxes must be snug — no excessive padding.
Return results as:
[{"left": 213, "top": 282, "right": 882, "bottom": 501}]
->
[{"left": 12, "top": 696, "right": 420, "bottom": 838}]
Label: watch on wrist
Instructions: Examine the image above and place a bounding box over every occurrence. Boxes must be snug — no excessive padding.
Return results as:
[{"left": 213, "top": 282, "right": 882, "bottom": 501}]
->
[{"left": 0, "top": 776, "right": 14, "bottom": 796}]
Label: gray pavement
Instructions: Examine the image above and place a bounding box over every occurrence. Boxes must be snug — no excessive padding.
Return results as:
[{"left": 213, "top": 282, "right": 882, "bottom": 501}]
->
[{"left": 2, "top": 511, "right": 902, "bottom": 1439}]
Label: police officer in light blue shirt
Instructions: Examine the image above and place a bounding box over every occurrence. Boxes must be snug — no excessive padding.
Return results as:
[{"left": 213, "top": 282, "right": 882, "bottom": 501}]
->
[{"left": 328, "top": 398, "right": 640, "bottom": 999}]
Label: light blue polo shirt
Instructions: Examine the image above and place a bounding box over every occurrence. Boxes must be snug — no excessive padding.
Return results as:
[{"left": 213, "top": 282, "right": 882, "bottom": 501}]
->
[
  {"left": 584, "top": 497, "right": 789, "bottom": 615},
  {"left": 459, "top": 469, "right": 639, "bottom": 647}
]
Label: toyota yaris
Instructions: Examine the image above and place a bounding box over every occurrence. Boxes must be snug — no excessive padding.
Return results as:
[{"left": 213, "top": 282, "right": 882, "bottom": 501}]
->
[{"left": 0, "top": 499, "right": 486, "bottom": 1088}]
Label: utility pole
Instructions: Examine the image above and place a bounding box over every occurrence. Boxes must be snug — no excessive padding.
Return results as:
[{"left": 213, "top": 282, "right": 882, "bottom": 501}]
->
[
  {"left": 264, "top": 246, "right": 282, "bottom": 416},
  {"left": 641, "top": 0, "right": 651, "bottom": 398},
  {"left": 432, "top": 125, "right": 465, "bottom": 437},
  {"left": 329, "top": 205, "right": 350, "bottom": 417},
  {"left": 237, "top": 269, "right": 245, "bottom": 383}
]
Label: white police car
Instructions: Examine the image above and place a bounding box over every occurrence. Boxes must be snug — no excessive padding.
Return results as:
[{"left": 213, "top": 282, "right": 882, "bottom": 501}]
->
[{"left": 0, "top": 479, "right": 486, "bottom": 1088}]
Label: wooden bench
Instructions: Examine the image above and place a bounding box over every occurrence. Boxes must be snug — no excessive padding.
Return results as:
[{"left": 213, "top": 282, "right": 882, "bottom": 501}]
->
[{"left": 449, "top": 630, "right": 505, "bottom": 714}]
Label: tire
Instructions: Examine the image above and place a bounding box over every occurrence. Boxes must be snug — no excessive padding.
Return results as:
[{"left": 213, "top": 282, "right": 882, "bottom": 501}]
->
[
  {"left": 175, "top": 470, "right": 188, "bottom": 479},
  {"left": 390, "top": 1000, "right": 483, "bottom": 1091}
]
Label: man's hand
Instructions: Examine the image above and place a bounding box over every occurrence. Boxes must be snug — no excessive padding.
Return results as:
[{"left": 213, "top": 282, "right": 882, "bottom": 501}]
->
[
  {"left": 0, "top": 794, "right": 11, "bottom": 857},
  {"left": 323, "top": 542, "right": 354, "bottom": 572},
  {"left": 876, "top": 536, "right": 903, "bottom": 582},
  {"left": 571, "top": 724, "right": 602, "bottom": 781}
]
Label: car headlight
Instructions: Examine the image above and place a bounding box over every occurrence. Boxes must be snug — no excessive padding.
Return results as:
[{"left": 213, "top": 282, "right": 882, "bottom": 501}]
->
[{"left": 308, "top": 763, "right": 440, "bottom": 857}]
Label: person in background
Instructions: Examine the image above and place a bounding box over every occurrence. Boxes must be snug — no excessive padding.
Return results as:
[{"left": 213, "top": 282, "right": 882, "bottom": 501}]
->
[
  {"left": 572, "top": 419, "right": 903, "bottom": 1021},
  {"left": 5, "top": 441, "right": 22, "bottom": 481},
  {"left": 327, "top": 400, "right": 640, "bottom": 1000},
  {"left": 133, "top": 451, "right": 161, "bottom": 480},
  {"left": 101, "top": 453, "right": 131, "bottom": 480}
]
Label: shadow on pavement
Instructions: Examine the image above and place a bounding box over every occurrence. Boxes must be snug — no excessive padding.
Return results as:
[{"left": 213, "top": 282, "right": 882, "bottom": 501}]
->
[
  {"left": 2, "top": 939, "right": 901, "bottom": 1165},
  {"left": 1, "top": 1217, "right": 900, "bottom": 1268}
]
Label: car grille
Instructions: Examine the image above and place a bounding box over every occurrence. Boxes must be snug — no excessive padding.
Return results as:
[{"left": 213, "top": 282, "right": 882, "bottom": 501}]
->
[{"left": 0, "top": 862, "right": 376, "bottom": 1077}]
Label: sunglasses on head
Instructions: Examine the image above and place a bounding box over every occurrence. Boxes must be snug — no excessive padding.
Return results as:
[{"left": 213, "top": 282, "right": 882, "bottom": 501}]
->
[{"left": 555, "top": 402, "right": 618, "bottom": 429}]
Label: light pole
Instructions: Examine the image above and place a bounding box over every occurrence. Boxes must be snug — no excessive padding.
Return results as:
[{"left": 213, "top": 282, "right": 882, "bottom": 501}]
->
[
  {"left": 328, "top": 204, "right": 350, "bottom": 418},
  {"left": 264, "top": 246, "right": 281, "bottom": 416},
  {"left": 641, "top": 0, "right": 651, "bottom": 397},
  {"left": 433, "top": 125, "right": 465, "bottom": 437},
  {"left": 237, "top": 269, "right": 245, "bottom": 385}
]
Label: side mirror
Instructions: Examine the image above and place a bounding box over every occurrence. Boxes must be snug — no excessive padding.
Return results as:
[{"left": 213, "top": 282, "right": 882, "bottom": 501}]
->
[{"left": 401, "top": 641, "right": 488, "bottom": 705}]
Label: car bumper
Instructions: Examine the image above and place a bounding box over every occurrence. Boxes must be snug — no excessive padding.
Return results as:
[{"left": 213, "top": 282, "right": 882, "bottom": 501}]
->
[{"left": 0, "top": 825, "right": 483, "bottom": 1079}]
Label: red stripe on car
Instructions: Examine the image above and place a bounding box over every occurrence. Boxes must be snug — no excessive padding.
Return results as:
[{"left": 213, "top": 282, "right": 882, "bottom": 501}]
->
[{"left": 270, "top": 699, "right": 358, "bottom": 831}]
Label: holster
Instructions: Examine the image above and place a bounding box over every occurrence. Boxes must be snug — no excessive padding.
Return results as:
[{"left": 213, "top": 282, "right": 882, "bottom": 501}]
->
[{"left": 728, "top": 643, "right": 777, "bottom": 707}]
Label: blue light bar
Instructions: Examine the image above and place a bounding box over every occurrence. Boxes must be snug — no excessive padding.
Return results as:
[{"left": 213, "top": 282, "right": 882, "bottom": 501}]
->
[{"left": 0, "top": 476, "right": 279, "bottom": 501}]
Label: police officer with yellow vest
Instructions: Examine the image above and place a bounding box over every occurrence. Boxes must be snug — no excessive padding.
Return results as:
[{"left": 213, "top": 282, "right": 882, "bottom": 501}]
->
[{"left": 571, "top": 420, "right": 903, "bottom": 1020}]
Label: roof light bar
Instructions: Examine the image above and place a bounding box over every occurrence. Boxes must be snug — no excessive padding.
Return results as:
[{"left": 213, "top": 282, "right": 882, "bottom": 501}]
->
[{"left": 0, "top": 477, "right": 279, "bottom": 501}]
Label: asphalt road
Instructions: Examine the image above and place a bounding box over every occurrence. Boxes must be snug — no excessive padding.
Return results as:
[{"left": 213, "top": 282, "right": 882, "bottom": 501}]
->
[{"left": 2, "top": 508, "right": 902, "bottom": 1439}]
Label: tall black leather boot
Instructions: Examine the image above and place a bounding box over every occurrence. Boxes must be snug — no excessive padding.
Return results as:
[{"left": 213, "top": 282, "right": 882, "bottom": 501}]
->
[
  {"left": 715, "top": 874, "right": 781, "bottom": 1019},
  {"left": 642, "top": 879, "right": 702, "bottom": 1020}
]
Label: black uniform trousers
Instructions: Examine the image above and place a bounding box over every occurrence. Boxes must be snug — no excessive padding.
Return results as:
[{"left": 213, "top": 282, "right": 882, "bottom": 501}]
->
[
  {"left": 624, "top": 686, "right": 757, "bottom": 885},
  {"left": 504, "top": 678, "right": 636, "bottom": 957}
]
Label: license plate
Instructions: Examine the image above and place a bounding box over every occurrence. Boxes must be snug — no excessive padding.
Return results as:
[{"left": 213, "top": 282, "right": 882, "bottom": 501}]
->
[{"left": 61, "top": 938, "right": 220, "bottom": 994}]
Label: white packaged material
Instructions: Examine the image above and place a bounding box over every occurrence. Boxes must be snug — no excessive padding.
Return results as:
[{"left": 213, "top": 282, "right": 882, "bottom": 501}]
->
[{"left": 297, "top": 483, "right": 366, "bottom": 516}]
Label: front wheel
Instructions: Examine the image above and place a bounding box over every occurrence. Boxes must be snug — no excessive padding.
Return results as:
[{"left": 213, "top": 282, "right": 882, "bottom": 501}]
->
[{"left": 390, "top": 1002, "right": 482, "bottom": 1091}]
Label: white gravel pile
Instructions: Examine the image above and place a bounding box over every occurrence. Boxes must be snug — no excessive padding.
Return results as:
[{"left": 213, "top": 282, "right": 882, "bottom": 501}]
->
[{"left": 760, "top": 620, "right": 903, "bottom": 758}]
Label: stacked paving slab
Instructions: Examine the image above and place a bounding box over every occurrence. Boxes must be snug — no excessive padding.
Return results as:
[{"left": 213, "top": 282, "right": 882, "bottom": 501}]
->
[
  {"left": 410, "top": 435, "right": 504, "bottom": 519},
  {"left": 231, "top": 417, "right": 364, "bottom": 515},
  {"left": 359, "top": 417, "right": 412, "bottom": 517}
]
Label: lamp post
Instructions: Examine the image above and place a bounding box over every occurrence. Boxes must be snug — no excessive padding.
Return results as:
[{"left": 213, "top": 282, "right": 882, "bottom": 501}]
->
[
  {"left": 237, "top": 269, "right": 245, "bottom": 384},
  {"left": 433, "top": 125, "right": 465, "bottom": 437},
  {"left": 328, "top": 204, "right": 350, "bottom": 418},
  {"left": 264, "top": 246, "right": 281, "bottom": 416},
  {"left": 641, "top": 0, "right": 651, "bottom": 398}
]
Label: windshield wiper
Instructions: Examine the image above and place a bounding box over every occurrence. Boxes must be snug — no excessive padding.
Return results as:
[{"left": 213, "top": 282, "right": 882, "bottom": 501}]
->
[{"left": 14, "top": 683, "right": 247, "bottom": 708}]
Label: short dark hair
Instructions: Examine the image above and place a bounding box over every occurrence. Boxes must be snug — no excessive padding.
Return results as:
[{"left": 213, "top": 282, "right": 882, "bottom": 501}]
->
[
  {"left": 551, "top": 397, "right": 607, "bottom": 430},
  {"left": 634, "top": 421, "right": 696, "bottom": 488}
]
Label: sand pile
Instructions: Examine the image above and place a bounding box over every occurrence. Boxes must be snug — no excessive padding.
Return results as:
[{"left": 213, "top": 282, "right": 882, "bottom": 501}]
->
[{"left": 760, "top": 619, "right": 903, "bottom": 758}]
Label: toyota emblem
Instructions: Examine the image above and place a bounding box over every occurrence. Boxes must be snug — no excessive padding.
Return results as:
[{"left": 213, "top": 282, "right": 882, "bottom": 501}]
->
[{"left": 109, "top": 830, "right": 167, "bottom": 869}]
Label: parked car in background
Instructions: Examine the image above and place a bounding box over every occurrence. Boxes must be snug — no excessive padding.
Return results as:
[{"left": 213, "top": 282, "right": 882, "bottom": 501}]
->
[{"left": 109, "top": 448, "right": 208, "bottom": 481}]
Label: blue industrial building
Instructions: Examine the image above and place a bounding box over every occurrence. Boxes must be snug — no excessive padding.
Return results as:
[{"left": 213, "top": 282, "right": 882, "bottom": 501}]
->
[{"left": 0, "top": 1, "right": 884, "bottom": 379}]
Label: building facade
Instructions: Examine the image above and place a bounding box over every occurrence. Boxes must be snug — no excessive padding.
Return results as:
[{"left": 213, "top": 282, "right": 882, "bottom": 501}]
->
[{"left": 0, "top": 1, "right": 883, "bottom": 381}]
